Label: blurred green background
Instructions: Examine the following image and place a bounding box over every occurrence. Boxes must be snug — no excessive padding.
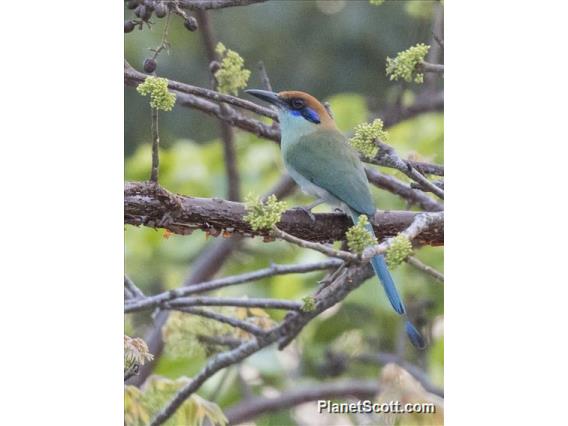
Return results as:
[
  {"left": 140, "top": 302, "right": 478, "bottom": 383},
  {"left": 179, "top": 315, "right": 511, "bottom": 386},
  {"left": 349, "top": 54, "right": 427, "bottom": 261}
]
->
[{"left": 125, "top": 1, "right": 443, "bottom": 424}]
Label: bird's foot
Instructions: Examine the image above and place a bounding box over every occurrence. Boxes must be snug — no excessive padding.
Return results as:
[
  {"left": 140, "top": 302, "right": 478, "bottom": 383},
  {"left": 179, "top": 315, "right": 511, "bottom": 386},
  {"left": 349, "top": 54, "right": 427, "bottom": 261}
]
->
[
  {"left": 292, "top": 206, "right": 316, "bottom": 223},
  {"left": 292, "top": 199, "right": 325, "bottom": 223}
]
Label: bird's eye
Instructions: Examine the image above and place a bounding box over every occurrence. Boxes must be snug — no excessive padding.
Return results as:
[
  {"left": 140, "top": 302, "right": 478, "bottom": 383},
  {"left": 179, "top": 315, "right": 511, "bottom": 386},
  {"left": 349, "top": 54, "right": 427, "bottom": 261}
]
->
[{"left": 291, "top": 98, "right": 305, "bottom": 109}]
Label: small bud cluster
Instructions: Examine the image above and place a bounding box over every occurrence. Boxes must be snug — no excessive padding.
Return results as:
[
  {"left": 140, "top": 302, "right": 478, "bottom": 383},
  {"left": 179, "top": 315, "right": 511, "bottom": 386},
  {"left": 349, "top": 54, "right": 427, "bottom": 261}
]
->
[
  {"left": 136, "top": 76, "right": 176, "bottom": 111},
  {"left": 301, "top": 296, "right": 316, "bottom": 312},
  {"left": 124, "top": 335, "right": 154, "bottom": 371},
  {"left": 386, "top": 234, "right": 413, "bottom": 268},
  {"left": 243, "top": 194, "right": 287, "bottom": 231},
  {"left": 214, "top": 43, "right": 251, "bottom": 95},
  {"left": 386, "top": 43, "right": 430, "bottom": 83},
  {"left": 349, "top": 119, "right": 389, "bottom": 158},
  {"left": 346, "top": 215, "right": 377, "bottom": 255}
]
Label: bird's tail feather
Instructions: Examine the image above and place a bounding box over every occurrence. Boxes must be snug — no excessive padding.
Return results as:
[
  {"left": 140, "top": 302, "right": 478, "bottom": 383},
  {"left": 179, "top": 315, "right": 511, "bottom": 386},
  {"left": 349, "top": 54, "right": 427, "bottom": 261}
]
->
[
  {"left": 369, "top": 252, "right": 405, "bottom": 315},
  {"left": 351, "top": 211, "right": 425, "bottom": 349}
]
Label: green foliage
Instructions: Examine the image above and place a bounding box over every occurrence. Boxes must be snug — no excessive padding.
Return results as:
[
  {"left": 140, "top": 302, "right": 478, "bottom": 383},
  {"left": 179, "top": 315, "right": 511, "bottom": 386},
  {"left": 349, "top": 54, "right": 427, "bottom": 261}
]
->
[
  {"left": 301, "top": 296, "right": 316, "bottom": 312},
  {"left": 162, "top": 311, "right": 233, "bottom": 359},
  {"left": 386, "top": 43, "right": 430, "bottom": 83},
  {"left": 243, "top": 193, "right": 287, "bottom": 231},
  {"left": 369, "top": 0, "right": 385, "bottom": 5},
  {"left": 346, "top": 215, "right": 377, "bottom": 254},
  {"left": 350, "top": 119, "right": 388, "bottom": 158},
  {"left": 386, "top": 234, "right": 413, "bottom": 268},
  {"left": 136, "top": 76, "right": 176, "bottom": 111},
  {"left": 125, "top": 376, "right": 227, "bottom": 426},
  {"left": 214, "top": 42, "right": 251, "bottom": 95}
]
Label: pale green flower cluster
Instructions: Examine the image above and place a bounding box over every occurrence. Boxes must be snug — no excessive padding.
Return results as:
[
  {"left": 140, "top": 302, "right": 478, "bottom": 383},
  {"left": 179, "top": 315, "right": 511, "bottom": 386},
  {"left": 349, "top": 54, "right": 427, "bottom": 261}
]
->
[
  {"left": 346, "top": 215, "right": 377, "bottom": 255},
  {"left": 386, "top": 234, "right": 413, "bottom": 268},
  {"left": 369, "top": 0, "right": 385, "bottom": 5},
  {"left": 386, "top": 43, "right": 430, "bottom": 83},
  {"left": 349, "top": 119, "right": 389, "bottom": 158},
  {"left": 214, "top": 42, "right": 251, "bottom": 95},
  {"left": 136, "top": 76, "right": 176, "bottom": 111},
  {"left": 243, "top": 193, "right": 287, "bottom": 231},
  {"left": 301, "top": 296, "right": 316, "bottom": 312}
]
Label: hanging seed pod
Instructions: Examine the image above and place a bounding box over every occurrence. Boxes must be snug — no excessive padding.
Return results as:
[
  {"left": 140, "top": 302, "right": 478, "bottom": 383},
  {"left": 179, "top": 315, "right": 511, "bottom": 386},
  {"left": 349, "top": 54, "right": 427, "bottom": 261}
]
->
[
  {"left": 184, "top": 16, "right": 198, "bottom": 32},
  {"left": 154, "top": 2, "right": 167, "bottom": 18},
  {"left": 143, "top": 58, "right": 157, "bottom": 73},
  {"left": 126, "top": 0, "right": 139, "bottom": 10},
  {"left": 124, "top": 20, "right": 135, "bottom": 33}
]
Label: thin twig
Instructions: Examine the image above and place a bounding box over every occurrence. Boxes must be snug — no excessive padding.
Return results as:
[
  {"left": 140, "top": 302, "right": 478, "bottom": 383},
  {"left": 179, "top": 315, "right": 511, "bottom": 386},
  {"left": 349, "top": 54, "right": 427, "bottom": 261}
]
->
[
  {"left": 123, "top": 259, "right": 340, "bottom": 312},
  {"left": 365, "top": 168, "right": 442, "bottom": 212},
  {"left": 405, "top": 256, "right": 444, "bottom": 283},
  {"left": 150, "top": 12, "right": 172, "bottom": 62},
  {"left": 127, "top": 296, "right": 302, "bottom": 313},
  {"left": 355, "top": 352, "right": 443, "bottom": 397},
  {"left": 271, "top": 226, "right": 358, "bottom": 262},
  {"left": 150, "top": 107, "right": 160, "bottom": 182},
  {"left": 124, "top": 275, "right": 145, "bottom": 299},
  {"left": 368, "top": 140, "right": 444, "bottom": 199},
  {"left": 257, "top": 60, "right": 273, "bottom": 92},
  {"left": 410, "top": 179, "right": 444, "bottom": 192},
  {"left": 177, "top": 0, "right": 267, "bottom": 10},
  {"left": 225, "top": 380, "right": 381, "bottom": 424},
  {"left": 125, "top": 61, "right": 277, "bottom": 120},
  {"left": 196, "top": 9, "right": 241, "bottom": 201},
  {"left": 419, "top": 61, "right": 444, "bottom": 74},
  {"left": 173, "top": 307, "right": 267, "bottom": 336}
]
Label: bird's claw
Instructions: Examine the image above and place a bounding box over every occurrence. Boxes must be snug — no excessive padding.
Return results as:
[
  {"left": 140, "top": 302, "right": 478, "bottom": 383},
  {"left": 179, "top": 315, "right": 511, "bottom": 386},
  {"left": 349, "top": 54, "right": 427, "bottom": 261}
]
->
[{"left": 295, "top": 206, "right": 316, "bottom": 223}]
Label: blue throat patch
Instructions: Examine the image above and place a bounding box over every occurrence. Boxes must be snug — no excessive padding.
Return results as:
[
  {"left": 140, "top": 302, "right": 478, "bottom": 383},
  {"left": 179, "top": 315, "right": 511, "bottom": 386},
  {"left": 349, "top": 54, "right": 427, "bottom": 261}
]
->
[{"left": 291, "top": 107, "right": 321, "bottom": 124}]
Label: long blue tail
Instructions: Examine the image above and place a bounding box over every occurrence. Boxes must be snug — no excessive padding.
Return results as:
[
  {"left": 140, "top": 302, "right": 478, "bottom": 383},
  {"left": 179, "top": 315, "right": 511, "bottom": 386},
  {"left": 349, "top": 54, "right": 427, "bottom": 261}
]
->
[
  {"left": 369, "top": 251, "right": 405, "bottom": 315},
  {"left": 352, "top": 211, "right": 425, "bottom": 349}
]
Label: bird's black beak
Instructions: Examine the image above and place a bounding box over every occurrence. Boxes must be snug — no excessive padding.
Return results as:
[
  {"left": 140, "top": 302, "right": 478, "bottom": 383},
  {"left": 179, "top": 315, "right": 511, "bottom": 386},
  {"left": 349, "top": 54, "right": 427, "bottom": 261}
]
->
[{"left": 245, "top": 89, "right": 286, "bottom": 109}]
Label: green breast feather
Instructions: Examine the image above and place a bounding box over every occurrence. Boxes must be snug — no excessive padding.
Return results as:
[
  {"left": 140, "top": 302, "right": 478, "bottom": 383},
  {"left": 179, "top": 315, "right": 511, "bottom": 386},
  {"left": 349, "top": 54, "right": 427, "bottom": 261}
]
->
[{"left": 284, "top": 129, "right": 376, "bottom": 216}]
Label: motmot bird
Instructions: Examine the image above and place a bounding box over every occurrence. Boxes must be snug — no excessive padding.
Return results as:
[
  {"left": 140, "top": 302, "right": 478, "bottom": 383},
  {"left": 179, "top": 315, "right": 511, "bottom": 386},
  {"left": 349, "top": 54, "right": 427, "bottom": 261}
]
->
[{"left": 246, "top": 89, "right": 425, "bottom": 349}]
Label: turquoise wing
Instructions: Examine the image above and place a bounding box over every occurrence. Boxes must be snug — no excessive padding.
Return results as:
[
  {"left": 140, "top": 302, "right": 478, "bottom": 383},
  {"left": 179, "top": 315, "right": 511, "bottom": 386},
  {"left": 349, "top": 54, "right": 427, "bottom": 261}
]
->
[{"left": 284, "top": 129, "right": 375, "bottom": 216}]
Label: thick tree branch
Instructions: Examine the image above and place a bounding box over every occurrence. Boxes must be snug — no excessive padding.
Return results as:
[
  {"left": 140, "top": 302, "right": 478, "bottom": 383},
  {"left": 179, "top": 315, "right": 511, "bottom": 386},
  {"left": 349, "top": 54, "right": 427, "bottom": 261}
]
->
[
  {"left": 128, "top": 175, "right": 297, "bottom": 386},
  {"left": 225, "top": 380, "right": 381, "bottom": 424},
  {"left": 124, "top": 181, "right": 444, "bottom": 246}
]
